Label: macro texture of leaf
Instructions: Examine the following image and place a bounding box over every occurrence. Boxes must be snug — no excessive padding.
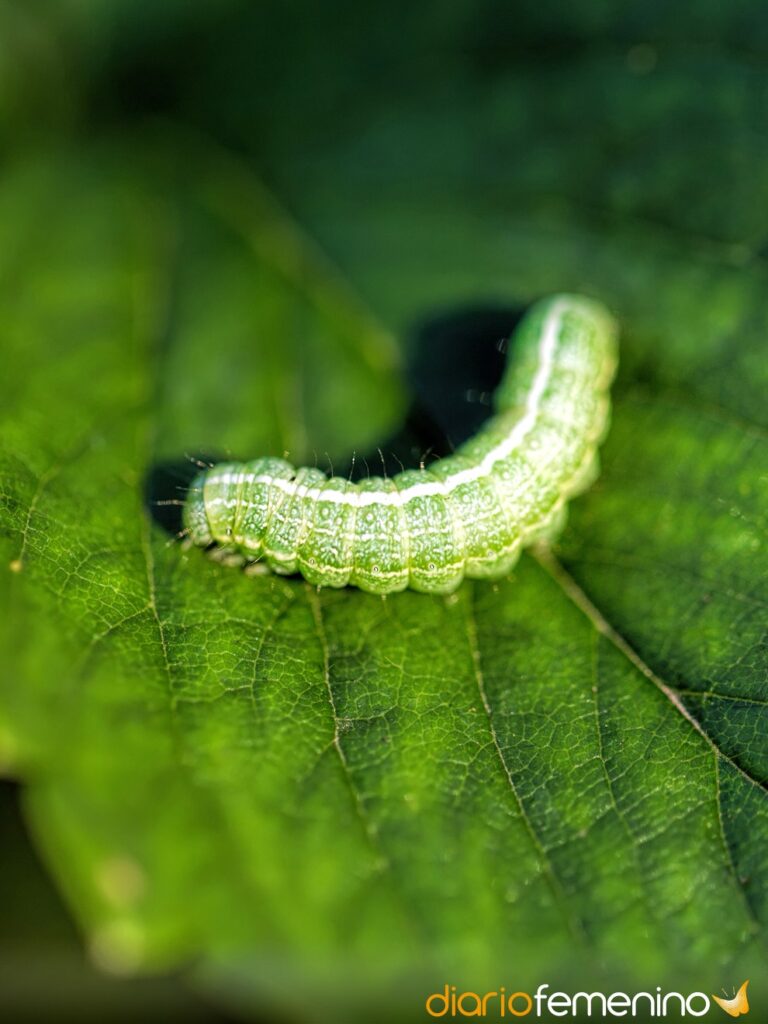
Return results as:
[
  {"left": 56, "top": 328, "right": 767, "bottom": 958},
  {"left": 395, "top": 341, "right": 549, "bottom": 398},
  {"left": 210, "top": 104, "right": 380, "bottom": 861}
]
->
[{"left": 1, "top": 5, "right": 768, "bottom": 1021}]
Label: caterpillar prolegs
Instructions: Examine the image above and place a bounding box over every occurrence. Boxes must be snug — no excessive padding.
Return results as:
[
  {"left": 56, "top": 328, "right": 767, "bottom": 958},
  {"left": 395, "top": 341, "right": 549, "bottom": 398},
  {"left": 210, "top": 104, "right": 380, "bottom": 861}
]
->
[{"left": 183, "top": 294, "right": 618, "bottom": 595}]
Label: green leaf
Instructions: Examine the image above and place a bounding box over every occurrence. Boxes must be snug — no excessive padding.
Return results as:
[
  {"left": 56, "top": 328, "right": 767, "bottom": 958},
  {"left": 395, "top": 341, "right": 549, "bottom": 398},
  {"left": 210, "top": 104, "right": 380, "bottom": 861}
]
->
[{"left": 3, "top": 43, "right": 768, "bottom": 1024}]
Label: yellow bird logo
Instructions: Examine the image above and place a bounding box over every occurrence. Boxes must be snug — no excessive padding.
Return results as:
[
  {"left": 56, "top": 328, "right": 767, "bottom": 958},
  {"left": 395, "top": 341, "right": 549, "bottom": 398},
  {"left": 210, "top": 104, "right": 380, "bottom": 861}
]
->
[{"left": 712, "top": 980, "right": 750, "bottom": 1018}]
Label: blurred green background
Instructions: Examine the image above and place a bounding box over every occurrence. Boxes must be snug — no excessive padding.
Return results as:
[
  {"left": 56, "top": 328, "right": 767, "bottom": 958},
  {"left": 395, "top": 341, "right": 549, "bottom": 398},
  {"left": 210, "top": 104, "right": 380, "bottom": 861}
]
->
[{"left": 2, "top": 1, "right": 768, "bottom": 1021}]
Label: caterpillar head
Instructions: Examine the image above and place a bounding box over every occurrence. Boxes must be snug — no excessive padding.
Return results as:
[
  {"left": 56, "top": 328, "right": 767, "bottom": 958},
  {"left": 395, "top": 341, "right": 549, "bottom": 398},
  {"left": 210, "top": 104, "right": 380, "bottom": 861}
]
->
[{"left": 183, "top": 470, "right": 215, "bottom": 546}]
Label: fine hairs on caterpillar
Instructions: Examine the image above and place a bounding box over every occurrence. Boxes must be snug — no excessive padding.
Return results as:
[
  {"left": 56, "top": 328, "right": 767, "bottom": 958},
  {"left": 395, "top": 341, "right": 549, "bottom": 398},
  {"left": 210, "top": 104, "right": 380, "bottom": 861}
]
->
[{"left": 183, "top": 294, "right": 618, "bottom": 595}]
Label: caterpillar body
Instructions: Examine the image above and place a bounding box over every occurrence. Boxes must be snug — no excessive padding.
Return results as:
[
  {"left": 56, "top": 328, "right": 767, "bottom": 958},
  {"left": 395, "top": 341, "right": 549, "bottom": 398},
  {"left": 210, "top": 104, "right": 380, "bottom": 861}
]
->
[{"left": 183, "top": 294, "right": 618, "bottom": 595}]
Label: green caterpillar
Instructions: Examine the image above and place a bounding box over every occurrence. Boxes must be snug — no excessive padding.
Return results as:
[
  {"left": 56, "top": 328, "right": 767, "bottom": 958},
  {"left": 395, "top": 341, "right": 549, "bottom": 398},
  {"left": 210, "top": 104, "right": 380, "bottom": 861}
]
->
[{"left": 183, "top": 294, "right": 618, "bottom": 595}]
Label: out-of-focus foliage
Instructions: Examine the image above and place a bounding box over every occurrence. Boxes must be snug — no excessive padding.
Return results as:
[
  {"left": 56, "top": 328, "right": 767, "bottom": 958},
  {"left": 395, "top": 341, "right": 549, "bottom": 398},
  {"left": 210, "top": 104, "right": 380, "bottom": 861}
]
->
[
  {"left": 1, "top": 2, "right": 768, "bottom": 1021},
  {"left": 0, "top": 779, "right": 238, "bottom": 1023}
]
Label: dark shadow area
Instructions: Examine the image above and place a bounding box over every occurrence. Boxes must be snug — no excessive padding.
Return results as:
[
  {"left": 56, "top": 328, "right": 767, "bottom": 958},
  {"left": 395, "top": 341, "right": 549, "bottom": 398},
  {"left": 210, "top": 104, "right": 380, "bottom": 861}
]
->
[
  {"left": 344, "top": 303, "right": 525, "bottom": 479},
  {"left": 145, "top": 304, "right": 524, "bottom": 533}
]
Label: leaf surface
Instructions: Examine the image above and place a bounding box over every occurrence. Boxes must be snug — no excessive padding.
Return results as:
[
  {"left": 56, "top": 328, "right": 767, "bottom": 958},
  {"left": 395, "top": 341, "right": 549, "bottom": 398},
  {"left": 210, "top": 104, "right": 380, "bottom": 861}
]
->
[{"left": 2, "top": 23, "right": 768, "bottom": 1020}]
